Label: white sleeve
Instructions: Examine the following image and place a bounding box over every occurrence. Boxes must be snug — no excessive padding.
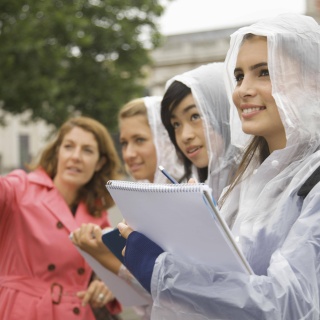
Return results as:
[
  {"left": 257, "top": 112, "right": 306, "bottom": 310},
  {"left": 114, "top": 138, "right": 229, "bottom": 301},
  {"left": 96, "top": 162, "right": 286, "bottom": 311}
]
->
[{"left": 150, "top": 184, "right": 320, "bottom": 320}]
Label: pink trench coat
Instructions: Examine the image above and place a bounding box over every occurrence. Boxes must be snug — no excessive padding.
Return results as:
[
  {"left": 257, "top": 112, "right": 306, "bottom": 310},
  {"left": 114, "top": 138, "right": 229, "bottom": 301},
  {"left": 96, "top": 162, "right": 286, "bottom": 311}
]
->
[{"left": 0, "top": 169, "right": 121, "bottom": 320}]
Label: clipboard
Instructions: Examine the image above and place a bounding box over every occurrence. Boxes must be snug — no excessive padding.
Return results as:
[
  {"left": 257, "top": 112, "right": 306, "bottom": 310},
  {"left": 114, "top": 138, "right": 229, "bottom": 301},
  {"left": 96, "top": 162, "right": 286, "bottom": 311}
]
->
[{"left": 106, "top": 180, "right": 253, "bottom": 275}]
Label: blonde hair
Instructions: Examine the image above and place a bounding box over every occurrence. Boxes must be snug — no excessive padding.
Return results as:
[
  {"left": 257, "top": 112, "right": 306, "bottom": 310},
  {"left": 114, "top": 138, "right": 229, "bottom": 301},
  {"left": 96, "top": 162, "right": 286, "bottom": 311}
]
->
[
  {"left": 33, "top": 116, "right": 123, "bottom": 216},
  {"left": 118, "top": 98, "right": 148, "bottom": 122}
]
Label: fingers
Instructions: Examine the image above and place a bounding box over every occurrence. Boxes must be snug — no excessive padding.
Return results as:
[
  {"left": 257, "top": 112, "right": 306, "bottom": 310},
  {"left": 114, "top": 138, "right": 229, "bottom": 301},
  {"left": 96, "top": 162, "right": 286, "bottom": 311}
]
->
[
  {"left": 92, "top": 225, "right": 103, "bottom": 241},
  {"left": 117, "top": 222, "right": 133, "bottom": 240},
  {"left": 72, "top": 223, "right": 97, "bottom": 246},
  {"left": 78, "top": 280, "right": 114, "bottom": 308},
  {"left": 71, "top": 223, "right": 109, "bottom": 257},
  {"left": 188, "top": 178, "right": 198, "bottom": 184}
]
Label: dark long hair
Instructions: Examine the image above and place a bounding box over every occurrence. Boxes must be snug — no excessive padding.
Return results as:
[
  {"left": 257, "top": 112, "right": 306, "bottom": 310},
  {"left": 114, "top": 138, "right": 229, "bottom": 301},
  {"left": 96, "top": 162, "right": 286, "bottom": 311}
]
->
[{"left": 161, "top": 80, "right": 208, "bottom": 182}]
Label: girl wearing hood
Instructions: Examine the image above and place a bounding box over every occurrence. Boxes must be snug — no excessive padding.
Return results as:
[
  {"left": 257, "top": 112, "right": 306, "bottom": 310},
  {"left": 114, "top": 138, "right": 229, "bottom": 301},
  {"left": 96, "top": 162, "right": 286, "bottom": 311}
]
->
[
  {"left": 118, "top": 13, "right": 320, "bottom": 319},
  {"left": 118, "top": 96, "right": 184, "bottom": 184},
  {"left": 161, "top": 62, "right": 238, "bottom": 201}
]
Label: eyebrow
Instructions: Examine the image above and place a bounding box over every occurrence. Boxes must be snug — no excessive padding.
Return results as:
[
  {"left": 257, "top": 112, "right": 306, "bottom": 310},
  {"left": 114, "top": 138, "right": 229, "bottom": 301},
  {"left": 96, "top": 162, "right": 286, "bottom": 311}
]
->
[
  {"left": 120, "top": 134, "right": 146, "bottom": 141},
  {"left": 234, "top": 62, "right": 268, "bottom": 74},
  {"left": 64, "top": 139, "right": 96, "bottom": 149},
  {"left": 170, "top": 104, "right": 197, "bottom": 119}
]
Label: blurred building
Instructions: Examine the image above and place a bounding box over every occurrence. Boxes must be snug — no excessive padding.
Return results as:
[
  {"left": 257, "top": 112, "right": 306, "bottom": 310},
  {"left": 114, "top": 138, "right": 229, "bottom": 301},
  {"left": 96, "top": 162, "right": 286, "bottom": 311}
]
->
[
  {"left": 147, "top": 25, "right": 239, "bottom": 96},
  {"left": 0, "top": 111, "right": 53, "bottom": 174},
  {"left": 0, "top": 0, "right": 317, "bottom": 175},
  {"left": 147, "top": 0, "right": 319, "bottom": 96}
]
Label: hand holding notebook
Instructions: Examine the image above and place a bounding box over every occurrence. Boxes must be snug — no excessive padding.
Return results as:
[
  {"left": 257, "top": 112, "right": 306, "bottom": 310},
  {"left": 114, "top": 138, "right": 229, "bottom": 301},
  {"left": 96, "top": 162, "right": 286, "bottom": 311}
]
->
[{"left": 106, "top": 180, "right": 253, "bottom": 275}]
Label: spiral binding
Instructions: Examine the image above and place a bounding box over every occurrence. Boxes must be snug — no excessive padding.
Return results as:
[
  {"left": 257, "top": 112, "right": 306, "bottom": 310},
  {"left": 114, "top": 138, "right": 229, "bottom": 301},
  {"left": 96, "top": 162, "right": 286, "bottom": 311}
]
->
[{"left": 106, "top": 180, "right": 207, "bottom": 193}]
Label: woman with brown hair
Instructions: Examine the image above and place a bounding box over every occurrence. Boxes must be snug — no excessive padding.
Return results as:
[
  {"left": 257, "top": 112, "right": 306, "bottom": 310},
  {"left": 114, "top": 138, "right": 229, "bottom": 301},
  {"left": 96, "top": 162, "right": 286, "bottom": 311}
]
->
[{"left": 0, "top": 116, "right": 123, "bottom": 320}]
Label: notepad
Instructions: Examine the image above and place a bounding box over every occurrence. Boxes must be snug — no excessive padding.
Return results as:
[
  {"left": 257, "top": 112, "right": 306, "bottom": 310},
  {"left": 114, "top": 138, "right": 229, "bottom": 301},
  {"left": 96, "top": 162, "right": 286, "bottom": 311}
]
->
[
  {"left": 74, "top": 245, "right": 152, "bottom": 307},
  {"left": 106, "top": 180, "right": 253, "bottom": 275}
]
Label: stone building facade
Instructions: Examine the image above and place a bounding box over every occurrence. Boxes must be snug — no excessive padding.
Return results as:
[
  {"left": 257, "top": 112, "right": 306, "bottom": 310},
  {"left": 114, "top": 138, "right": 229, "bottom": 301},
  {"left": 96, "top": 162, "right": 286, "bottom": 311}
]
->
[
  {"left": 147, "top": 26, "right": 240, "bottom": 96},
  {"left": 0, "top": 0, "right": 317, "bottom": 174}
]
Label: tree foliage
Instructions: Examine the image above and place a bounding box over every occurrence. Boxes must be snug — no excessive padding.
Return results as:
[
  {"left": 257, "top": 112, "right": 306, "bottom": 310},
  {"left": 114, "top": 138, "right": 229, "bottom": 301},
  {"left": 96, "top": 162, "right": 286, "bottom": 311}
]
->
[{"left": 0, "top": 0, "right": 166, "bottom": 130}]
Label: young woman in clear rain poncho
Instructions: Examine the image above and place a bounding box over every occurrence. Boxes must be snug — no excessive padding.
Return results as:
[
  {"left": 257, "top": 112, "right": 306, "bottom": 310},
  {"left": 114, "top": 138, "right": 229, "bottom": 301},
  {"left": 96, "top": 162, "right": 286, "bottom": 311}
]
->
[
  {"left": 117, "top": 13, "right": 320, "bottom": 319},
  {"left": 161, "top": 62, "right": 239, "bottom": 201},
  {"left": 118, "top": 96, "right": 184, "bottom": 184}
]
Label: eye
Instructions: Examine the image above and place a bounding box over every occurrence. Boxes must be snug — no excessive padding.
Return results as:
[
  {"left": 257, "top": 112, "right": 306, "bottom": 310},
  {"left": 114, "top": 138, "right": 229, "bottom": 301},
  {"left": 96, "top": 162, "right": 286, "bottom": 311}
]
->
[
  {"left": 171, "top": 121, "right": 180, "bottom": 130},
  {"left": 63, "top": 143, "right": 73, "bottom": 150},
  {"left": 191, "top": 113, "right": 200, "bottom": 121},
  {"left": 84, "top": 148, "right": 94, "bottom": 154},
  {"left": 120, "top": 141, "right": 127, "bottom": 148},
  {"left": 234, "top": 73, "right": 244, "bottom": 84},
  {"left": 136, "top": 137, "right": 146, "bottom": 144},
  {"left": 259, "top": 69, "right": 269, "bottom": 77}
]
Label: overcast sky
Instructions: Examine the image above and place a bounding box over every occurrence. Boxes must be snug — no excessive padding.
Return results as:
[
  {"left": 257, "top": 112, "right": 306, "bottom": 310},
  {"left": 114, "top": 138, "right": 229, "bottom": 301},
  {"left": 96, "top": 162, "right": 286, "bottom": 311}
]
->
[{"left": 159, "top": 0, "right": 306, "bottom": 35}]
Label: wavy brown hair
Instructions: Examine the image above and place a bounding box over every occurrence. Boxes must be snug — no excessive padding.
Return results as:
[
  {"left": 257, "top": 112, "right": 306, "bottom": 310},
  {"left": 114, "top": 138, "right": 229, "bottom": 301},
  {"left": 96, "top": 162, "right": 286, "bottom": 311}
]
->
[{"left": 32, "top": 116, "right": 123, "bottom": 216}]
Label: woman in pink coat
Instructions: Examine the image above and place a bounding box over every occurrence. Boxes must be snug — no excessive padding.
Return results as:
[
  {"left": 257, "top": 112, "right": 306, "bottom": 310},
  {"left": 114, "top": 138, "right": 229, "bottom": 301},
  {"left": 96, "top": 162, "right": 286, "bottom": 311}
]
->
[{"left": 0, "top": 116, "right": 123, "bottom": 320}]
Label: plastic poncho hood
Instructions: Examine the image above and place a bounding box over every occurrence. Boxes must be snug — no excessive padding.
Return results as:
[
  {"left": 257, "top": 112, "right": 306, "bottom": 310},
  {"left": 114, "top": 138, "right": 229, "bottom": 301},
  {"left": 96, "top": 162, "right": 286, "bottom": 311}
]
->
[
  {"left": 149, "top": 14, "right": 320, "bottom": 320},
  {"left": 165, "top": 63, "right": 239, "bottom": 200},
  {"left": 144, "top": 96, "right": 184, "bottom": 184}
]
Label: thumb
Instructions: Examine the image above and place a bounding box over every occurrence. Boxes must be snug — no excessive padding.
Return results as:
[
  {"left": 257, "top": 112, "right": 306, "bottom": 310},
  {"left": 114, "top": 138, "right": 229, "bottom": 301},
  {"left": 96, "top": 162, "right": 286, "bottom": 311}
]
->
[
  {"left": 118, "top": 222, "right": 133, "bottom": 239},
  {"left": 76, "top": 291, "right": 85, "bottom": 298},
  {"left": 188, "top": 177, "right": 198, "bottom": 184},
  {"left": 92, "top": 225, "right": 102, "bottom": 240}
]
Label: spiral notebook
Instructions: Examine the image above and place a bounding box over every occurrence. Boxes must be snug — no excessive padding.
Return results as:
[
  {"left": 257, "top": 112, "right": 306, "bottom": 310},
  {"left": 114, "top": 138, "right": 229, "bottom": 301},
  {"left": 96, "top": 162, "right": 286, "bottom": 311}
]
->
[
  {"left": 74, "top": 245, "right": 152, "bottom": 306},
  {"left": 106, "top": 180, "right": 253, "bottom": 275}
]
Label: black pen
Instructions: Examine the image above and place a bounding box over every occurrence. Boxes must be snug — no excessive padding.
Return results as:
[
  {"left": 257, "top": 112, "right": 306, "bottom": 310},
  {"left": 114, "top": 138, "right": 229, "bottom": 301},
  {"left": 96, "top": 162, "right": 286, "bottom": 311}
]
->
[{"left": 158, "top": 165, "right": 179, "bottom": 184}]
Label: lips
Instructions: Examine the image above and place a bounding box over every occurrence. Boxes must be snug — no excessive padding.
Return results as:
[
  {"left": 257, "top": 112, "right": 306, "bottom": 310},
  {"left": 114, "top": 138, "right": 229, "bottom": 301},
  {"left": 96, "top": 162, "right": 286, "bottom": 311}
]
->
[
  {"left": 240, "top": 104, "right": 266, "bottom": 117},
  {"left": 242, "top": 106, "right": 265, "bottom": 114},
  {"left": 184, "top": 145, "right": 202, "bottom": 159},
  {"left": 66, "top": 167, "right": 81, "bottom": 173},
  {"left": 186, "top": 146, "right": 200, "bottom": 154},
  {"left": 128, "top": 163, "right": 143, "bottom": 172}
]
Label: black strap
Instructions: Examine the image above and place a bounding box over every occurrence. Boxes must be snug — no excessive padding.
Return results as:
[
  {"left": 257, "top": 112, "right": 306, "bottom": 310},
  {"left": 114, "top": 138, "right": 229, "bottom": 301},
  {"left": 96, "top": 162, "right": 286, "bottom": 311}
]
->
[{"left": 297, "top": 165, "right": 320, "bottom": 199}]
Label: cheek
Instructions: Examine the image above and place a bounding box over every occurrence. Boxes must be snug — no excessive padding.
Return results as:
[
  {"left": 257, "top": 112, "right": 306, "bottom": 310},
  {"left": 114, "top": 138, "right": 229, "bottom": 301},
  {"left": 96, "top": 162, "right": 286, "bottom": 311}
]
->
[
  {"left": 175, "top": 131, "right": 183, "bottom": 149},
  {"left": 232, "top": 91, "right": 242, "bottom": 118},
  {"left": 121, "top": 149, "right": 128, "bottom": 162},
  {"left": 232, "top": 90, "right": 240, "bottom": 108},
  {"left": 147, "top": 144, "right": 157, "bottom": 163},
  {"left": 56, "top": 149, "right": 64, "bottom": 170}
]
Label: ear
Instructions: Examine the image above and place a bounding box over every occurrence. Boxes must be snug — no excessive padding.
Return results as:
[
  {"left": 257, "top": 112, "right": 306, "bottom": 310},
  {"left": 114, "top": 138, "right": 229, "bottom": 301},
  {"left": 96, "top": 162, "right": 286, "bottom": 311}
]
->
[{"left": 95, "top": 156, "right": 107, "bottom": 172}]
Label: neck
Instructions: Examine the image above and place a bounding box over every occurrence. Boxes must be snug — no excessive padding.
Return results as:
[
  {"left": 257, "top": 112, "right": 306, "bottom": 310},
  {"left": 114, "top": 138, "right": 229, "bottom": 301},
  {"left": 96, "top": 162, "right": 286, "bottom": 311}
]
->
[
  {"left": 53, "top": 177, "right": 79, "bottom": 207},
  {"left": 267, "top": 138, "right": 287, "bottom": 153},
  {"left": 266, "top": 134, "right": 287, "bottom": 153}
]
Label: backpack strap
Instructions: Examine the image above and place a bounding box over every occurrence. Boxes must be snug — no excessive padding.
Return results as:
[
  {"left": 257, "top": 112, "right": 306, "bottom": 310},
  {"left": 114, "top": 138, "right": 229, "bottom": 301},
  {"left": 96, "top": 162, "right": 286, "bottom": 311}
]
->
[{"left": 297, "top": 165, "right": 320, "bottom": 199}]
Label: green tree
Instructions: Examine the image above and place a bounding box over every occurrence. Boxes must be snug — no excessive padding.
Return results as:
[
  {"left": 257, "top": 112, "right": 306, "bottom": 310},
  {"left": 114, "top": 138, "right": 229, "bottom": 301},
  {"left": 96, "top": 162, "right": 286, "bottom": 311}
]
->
[{"left": 0, "top": 0, "right": 166, "bottom": 130}]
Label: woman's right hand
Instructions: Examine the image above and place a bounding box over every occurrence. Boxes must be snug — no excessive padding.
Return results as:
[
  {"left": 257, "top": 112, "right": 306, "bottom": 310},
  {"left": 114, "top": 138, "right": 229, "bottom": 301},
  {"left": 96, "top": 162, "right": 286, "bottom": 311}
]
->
[
  {"left": 72, "top": 223, "right": 109, "bottom": 256},
  {"left": 71, "top": 223, "right": 122, "bottom": 274}
]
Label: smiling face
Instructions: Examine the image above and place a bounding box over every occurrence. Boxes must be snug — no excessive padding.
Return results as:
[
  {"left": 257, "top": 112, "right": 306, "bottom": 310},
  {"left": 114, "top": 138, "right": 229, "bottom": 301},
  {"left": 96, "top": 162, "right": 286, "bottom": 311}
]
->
[
  {"left": 53, "top": 126, "right": 104, "bottom": 193},
  {"left": 232, "top": 36, "right": 286, "bottom": 152},
  {"left": 170, "top": 93, "right": 208, "bottom": 169},
  {"left": 119, "top": 115, "right": 157, "bottom": 182}
]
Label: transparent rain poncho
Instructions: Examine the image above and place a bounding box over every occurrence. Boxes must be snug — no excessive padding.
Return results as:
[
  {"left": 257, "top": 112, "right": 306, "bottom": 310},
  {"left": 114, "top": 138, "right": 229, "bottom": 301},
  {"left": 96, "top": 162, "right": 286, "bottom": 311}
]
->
[
  {"left": 164, "top": 63, "right": 240, "bottom": 200},
  {"left": 149, "top": 14, "right": 320, "bottom": 319},
  {"left": 142, "top": 96, "right": 184, "bottom": 184}
]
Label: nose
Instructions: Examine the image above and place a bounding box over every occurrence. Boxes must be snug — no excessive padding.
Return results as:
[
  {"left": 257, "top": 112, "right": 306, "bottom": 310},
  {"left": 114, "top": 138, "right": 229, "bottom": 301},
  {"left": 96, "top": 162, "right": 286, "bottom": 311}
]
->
[
  {"left": 236, "top": 76, "right": 257, "bottom": 99},
  {"left": 70, "top": 146, "right": 82, "bottom": 161},
  {"left": 180, "top": 123, "right": 195, "bottom": 143},
  {"left": 123, "top": 143, "right": 137, "bottom": 160}
]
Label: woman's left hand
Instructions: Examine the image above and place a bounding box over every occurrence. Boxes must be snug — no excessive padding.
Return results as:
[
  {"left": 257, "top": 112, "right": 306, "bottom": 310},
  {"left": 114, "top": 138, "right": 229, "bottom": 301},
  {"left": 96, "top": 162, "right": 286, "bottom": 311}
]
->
[
  {"left": 77, "top": 279, "right": 114, "bottom": 308},
  {"left": 117, "top": 220, "right": 134, "bottom": 256}
]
